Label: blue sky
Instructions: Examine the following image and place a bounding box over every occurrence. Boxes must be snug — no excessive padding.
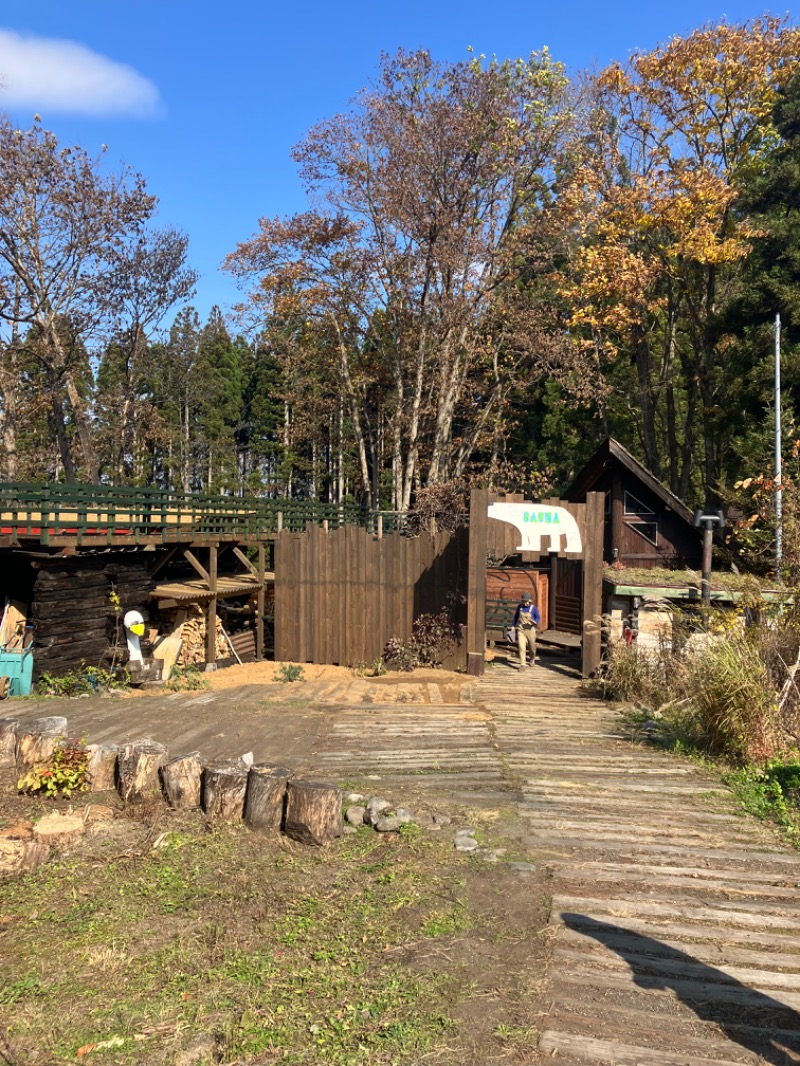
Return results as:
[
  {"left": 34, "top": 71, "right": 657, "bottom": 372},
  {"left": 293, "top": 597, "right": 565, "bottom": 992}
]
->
[{"left": 0, "top": 1, "right": 792, "bottom": 327}]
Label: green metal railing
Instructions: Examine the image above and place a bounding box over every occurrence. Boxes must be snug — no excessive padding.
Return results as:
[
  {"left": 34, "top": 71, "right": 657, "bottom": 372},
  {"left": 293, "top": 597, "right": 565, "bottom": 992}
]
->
[{"left": 0, "top": 482, "right": 372, "bottom": 545}]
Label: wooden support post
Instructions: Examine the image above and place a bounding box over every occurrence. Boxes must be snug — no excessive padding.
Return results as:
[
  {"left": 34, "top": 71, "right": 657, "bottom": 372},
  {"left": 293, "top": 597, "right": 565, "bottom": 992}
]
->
[
  {"left": 184, "top": 549, "right": 209, "bottom": 582},
  {"left": 206, "top": 544, "right": 218, "bottom": 666},
  {"left": 466, "top": 488, "right": 489, "bottom": 676},
  {"left": 257, "top": 543, "right": 265, "bottom": 660},
  {"left": 232, "top": 545, "right": 258, "bottom": 576},
  {"left": 582, "top": 492, "right": 605, "bottom": 678},
  {"left": 377, "top": 514, "right": 383, "bottom": 539}
]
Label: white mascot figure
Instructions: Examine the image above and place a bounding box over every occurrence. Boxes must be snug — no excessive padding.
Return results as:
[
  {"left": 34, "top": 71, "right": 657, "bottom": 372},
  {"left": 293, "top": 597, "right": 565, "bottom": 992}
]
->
[{"left": 123, "top": 609, "right": 146, "bottom": 665}]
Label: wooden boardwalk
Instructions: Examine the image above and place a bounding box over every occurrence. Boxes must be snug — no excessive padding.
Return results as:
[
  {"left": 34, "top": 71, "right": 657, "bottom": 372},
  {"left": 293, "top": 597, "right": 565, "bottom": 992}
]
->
[
  {"left": 479, "top": 659, "right": 800, "bottom": 1066},
  {"left": 9, "top": 656, "right": 800, "bottom": 1062}
]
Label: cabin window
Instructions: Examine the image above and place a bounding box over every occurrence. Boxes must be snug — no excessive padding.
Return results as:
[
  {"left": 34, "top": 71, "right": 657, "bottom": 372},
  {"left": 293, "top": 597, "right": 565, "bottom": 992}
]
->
[
  {"left": 624, "top": 491, "right": 654, "bottom": 516},
  {"left": 630, "top": 520, "right": 658, "bottom": 546}
]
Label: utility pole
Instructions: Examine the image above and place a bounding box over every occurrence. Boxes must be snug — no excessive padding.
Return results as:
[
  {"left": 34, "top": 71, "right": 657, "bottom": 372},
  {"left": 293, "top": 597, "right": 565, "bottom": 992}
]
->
[{"left": 776, "top": 312, "right": 783, "bottom": 574}]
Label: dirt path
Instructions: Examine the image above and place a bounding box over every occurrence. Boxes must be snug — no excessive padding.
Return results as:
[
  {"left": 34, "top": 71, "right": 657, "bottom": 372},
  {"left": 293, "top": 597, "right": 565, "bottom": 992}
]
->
[{"left": 477, "top": 662, "right": 800, "bottom": 1066}]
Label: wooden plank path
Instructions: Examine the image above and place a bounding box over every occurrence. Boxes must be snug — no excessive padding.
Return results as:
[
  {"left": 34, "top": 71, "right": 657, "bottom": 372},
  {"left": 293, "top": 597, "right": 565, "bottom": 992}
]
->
[{"left": 478, "top": 659, "right": 800, "bottom": 1066}]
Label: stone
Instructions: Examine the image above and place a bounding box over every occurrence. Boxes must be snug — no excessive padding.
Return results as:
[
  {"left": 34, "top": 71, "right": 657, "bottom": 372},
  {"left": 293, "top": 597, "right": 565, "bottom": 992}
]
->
[
  {"left": 342, "top": 826, "right": 358, "bottom": 836},
  {"left": 364, "top": 797, "right": 392, "bottom": 826},
  {"left": 344, "top": 792, "right": 365, "bottom": 804},
  {"left": 432, "top": 813, "right": 452, "bottom": 827},
  {"left": 507, "top": 861, "right": 537, "bottom": 874},
  {"left": 375, "top": 814, "right": 411, "bottom": 833},
  {"left": 454, "top": 837, "right": 479, "bottom": 853},
  {"left": 345, "top": 805, "right": 365, "bottom": 826},
  {"left": 394, "top": 807, "right": 413, "bottom": 821}
]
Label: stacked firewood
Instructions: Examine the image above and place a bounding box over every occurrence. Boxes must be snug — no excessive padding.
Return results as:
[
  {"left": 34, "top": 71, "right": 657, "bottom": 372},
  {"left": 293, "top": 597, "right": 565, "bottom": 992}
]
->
[
  {"left": 174, "top": 604, "right": 228, "bottom": 667},
  {"left": 32, "top": 559, "right": 153, "bottom": 679}
]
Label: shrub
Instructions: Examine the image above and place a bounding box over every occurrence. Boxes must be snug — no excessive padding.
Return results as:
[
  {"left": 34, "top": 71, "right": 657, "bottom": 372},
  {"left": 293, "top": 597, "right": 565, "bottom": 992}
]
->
[
  {"left": 382, "top": 609, "right": 460, "bottom": 672},
  {"left": 18, "top": 737, "right": 89, "bottom": 797},
  {"left": 35, "top": 665, "right": 130, "bottom": 698},
  {"left": 166, "top": 665, "right": 208, "bottom": 692},
  {"left": 275, "top": 663, "right": 305, "bottom": 683}
]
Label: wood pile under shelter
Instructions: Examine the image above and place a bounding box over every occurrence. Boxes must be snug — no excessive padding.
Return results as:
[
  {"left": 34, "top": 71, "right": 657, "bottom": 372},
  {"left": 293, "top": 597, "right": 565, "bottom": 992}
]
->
[{"left": 32, "top": 557, "right": 153, "bottom": 679}]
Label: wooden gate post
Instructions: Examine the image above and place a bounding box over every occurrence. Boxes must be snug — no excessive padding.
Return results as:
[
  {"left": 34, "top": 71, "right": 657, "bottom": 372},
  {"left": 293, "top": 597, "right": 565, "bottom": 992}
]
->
[
  {"left": 466, "top": 488, "right": 489, "bottom": 676},
  {"left": 581, "top": 491, "right": 605, "bottom": 677}
]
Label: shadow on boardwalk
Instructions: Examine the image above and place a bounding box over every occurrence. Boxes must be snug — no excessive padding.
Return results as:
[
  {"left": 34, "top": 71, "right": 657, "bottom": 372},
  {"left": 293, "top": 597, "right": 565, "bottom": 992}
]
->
[{"left": 561, "top": 913, "right": 800, "bottom": 1065}]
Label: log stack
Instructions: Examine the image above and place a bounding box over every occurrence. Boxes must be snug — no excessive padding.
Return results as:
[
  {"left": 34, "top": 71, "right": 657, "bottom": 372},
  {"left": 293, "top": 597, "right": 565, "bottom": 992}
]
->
[
  {"left": 171, "top": 605, "right": 227, "bottom": 668},
  {"left": 31, "top": 557, "right": 153, "bottom": 679}
]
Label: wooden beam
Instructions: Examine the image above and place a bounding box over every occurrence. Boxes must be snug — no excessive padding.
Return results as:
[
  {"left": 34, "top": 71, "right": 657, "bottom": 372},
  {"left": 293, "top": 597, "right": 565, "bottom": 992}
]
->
[
  {"left": 256, "top": 543, "right": 265, "bottom": 660},
  {"left": 206, "top": 545, "right": 218, "bottom": 666},
  {"left": 184, "top": 549, "right": 209, "bottom": 583},
  {"left": 233, "top": 545, "right": 258, "bottom": 576},
  {"left": 149, "top": 544, "right": 180, "bottom": 580}
]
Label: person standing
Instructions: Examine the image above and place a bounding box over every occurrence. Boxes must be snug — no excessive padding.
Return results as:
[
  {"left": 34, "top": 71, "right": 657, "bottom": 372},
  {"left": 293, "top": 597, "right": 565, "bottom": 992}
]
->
[{"left": 513, "top": 594, "right": 540, "bottom": 669}]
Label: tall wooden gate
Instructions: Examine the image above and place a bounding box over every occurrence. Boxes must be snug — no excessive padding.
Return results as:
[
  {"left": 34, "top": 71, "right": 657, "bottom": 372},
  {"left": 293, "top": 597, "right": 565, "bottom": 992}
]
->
[{"left": 467, "top": 490, "right": 605, "bottom": 677}]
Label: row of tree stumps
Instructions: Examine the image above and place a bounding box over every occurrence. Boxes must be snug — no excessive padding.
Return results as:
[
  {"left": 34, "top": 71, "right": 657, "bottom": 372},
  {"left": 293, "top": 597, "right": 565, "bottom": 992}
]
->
[{"left": 0, "top": 715, "right": 342, "bottom": 846}]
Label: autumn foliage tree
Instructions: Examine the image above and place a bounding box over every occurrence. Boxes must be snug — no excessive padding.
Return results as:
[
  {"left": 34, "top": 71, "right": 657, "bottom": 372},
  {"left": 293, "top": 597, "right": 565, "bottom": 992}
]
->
[
  {"left": 559, "top": 18, "right": 800, "bottom": 500},
  {"left": 227, "top": 49, "right": 595, "bottom": 509}
]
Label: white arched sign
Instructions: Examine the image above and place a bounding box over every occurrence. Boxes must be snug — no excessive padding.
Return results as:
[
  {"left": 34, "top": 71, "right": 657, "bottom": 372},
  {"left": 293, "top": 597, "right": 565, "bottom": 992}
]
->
[{"left": 487, "top": 502, "right": 583, "bottom": 555}]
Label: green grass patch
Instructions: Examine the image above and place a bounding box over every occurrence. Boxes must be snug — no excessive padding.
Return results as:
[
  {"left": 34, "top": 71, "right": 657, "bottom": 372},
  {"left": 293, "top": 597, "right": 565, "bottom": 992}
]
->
[{"left": 0, "top": 809, "right": 542, "bottom": 1064}]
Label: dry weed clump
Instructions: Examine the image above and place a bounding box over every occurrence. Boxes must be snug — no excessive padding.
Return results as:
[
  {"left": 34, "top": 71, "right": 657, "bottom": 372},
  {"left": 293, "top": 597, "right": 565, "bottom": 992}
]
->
[{"left": 604, "top": 607, "right": 800, "bottom": 765}]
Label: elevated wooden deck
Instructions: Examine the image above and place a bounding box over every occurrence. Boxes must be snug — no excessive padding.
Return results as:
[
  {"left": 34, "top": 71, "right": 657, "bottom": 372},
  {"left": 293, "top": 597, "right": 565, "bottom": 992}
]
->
[{"left": 0, "top": 482, "right": 369, "bottom": 549}]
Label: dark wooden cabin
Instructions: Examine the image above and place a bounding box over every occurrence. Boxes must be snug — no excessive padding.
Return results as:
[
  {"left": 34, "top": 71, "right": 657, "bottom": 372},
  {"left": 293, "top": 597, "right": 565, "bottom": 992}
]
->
[{"left": 564, "top": 438, "right": 702, "bottom": 570}]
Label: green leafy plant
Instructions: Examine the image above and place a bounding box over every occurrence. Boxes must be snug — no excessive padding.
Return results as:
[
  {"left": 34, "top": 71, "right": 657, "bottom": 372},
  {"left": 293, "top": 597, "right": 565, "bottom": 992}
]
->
[
  {"left": 166, "top": 665, "right": 208, "bottom": 692},
  {"left": 275, "top": 663, "right": 305, "bottom": 683},
  {"left": 35, "top": 665, "right": 130, "bottom": 698},
  {"left": 18, "top": 737, "right": 90, "bottom": 798}
]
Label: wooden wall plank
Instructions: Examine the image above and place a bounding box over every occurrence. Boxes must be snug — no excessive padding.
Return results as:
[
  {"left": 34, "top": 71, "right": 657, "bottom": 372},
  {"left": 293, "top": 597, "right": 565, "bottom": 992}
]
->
[
  {"left": 467, "top": 488, "right": 489, "bottom": 671},
  {"left": 582, "top": 490, "right": 605, "bottom": 677},
  {"left": 365, "top": 530, "right": 380, "bottom": 662}
]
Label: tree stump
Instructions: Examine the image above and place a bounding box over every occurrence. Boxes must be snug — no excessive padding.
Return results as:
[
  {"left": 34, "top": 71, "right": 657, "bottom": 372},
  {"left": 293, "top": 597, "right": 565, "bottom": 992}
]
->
[
  {"left": 203, "top": 763, "right": 249, "bottom": 823},
  {"left": 32, "top": 812, "right": 85, "bottom": 848},
  {"left": 86, "top": 744, "right": 119, "bottom": 792},
  {"left": 162, "top": 752, "right": 203, "bottom": 810},
  {"left": 15, "top": 717, "right": 68, "bottom": 772},
  {"left": 244, "top": 764, "right": 290, "bottom": 831},
  {"left": 284, "top": 780, "right": 343, "bottom": 846},
  {"left": 0, "top": 717, "right": 19, "bottom": 768},
  {"left": 118, "top": 738, "right": 168, "bottom": 804}
]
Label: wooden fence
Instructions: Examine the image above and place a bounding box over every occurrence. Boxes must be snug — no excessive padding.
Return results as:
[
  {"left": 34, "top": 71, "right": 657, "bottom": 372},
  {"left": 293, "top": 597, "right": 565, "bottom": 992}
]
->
[{"left": 274, "top": 525, "right": 469, "bottom": 666}]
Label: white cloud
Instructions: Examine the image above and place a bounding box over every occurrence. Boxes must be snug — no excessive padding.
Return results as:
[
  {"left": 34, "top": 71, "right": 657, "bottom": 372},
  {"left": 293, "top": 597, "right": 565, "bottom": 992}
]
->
[{"left": 0, "top": 29, "right": 160, "bottom": 118}]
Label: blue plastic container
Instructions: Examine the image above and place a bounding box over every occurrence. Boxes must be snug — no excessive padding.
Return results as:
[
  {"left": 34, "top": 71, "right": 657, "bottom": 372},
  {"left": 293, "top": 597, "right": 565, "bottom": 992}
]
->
[{"left": 0, "top": 647, "right": 34, "bottom": 697}]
